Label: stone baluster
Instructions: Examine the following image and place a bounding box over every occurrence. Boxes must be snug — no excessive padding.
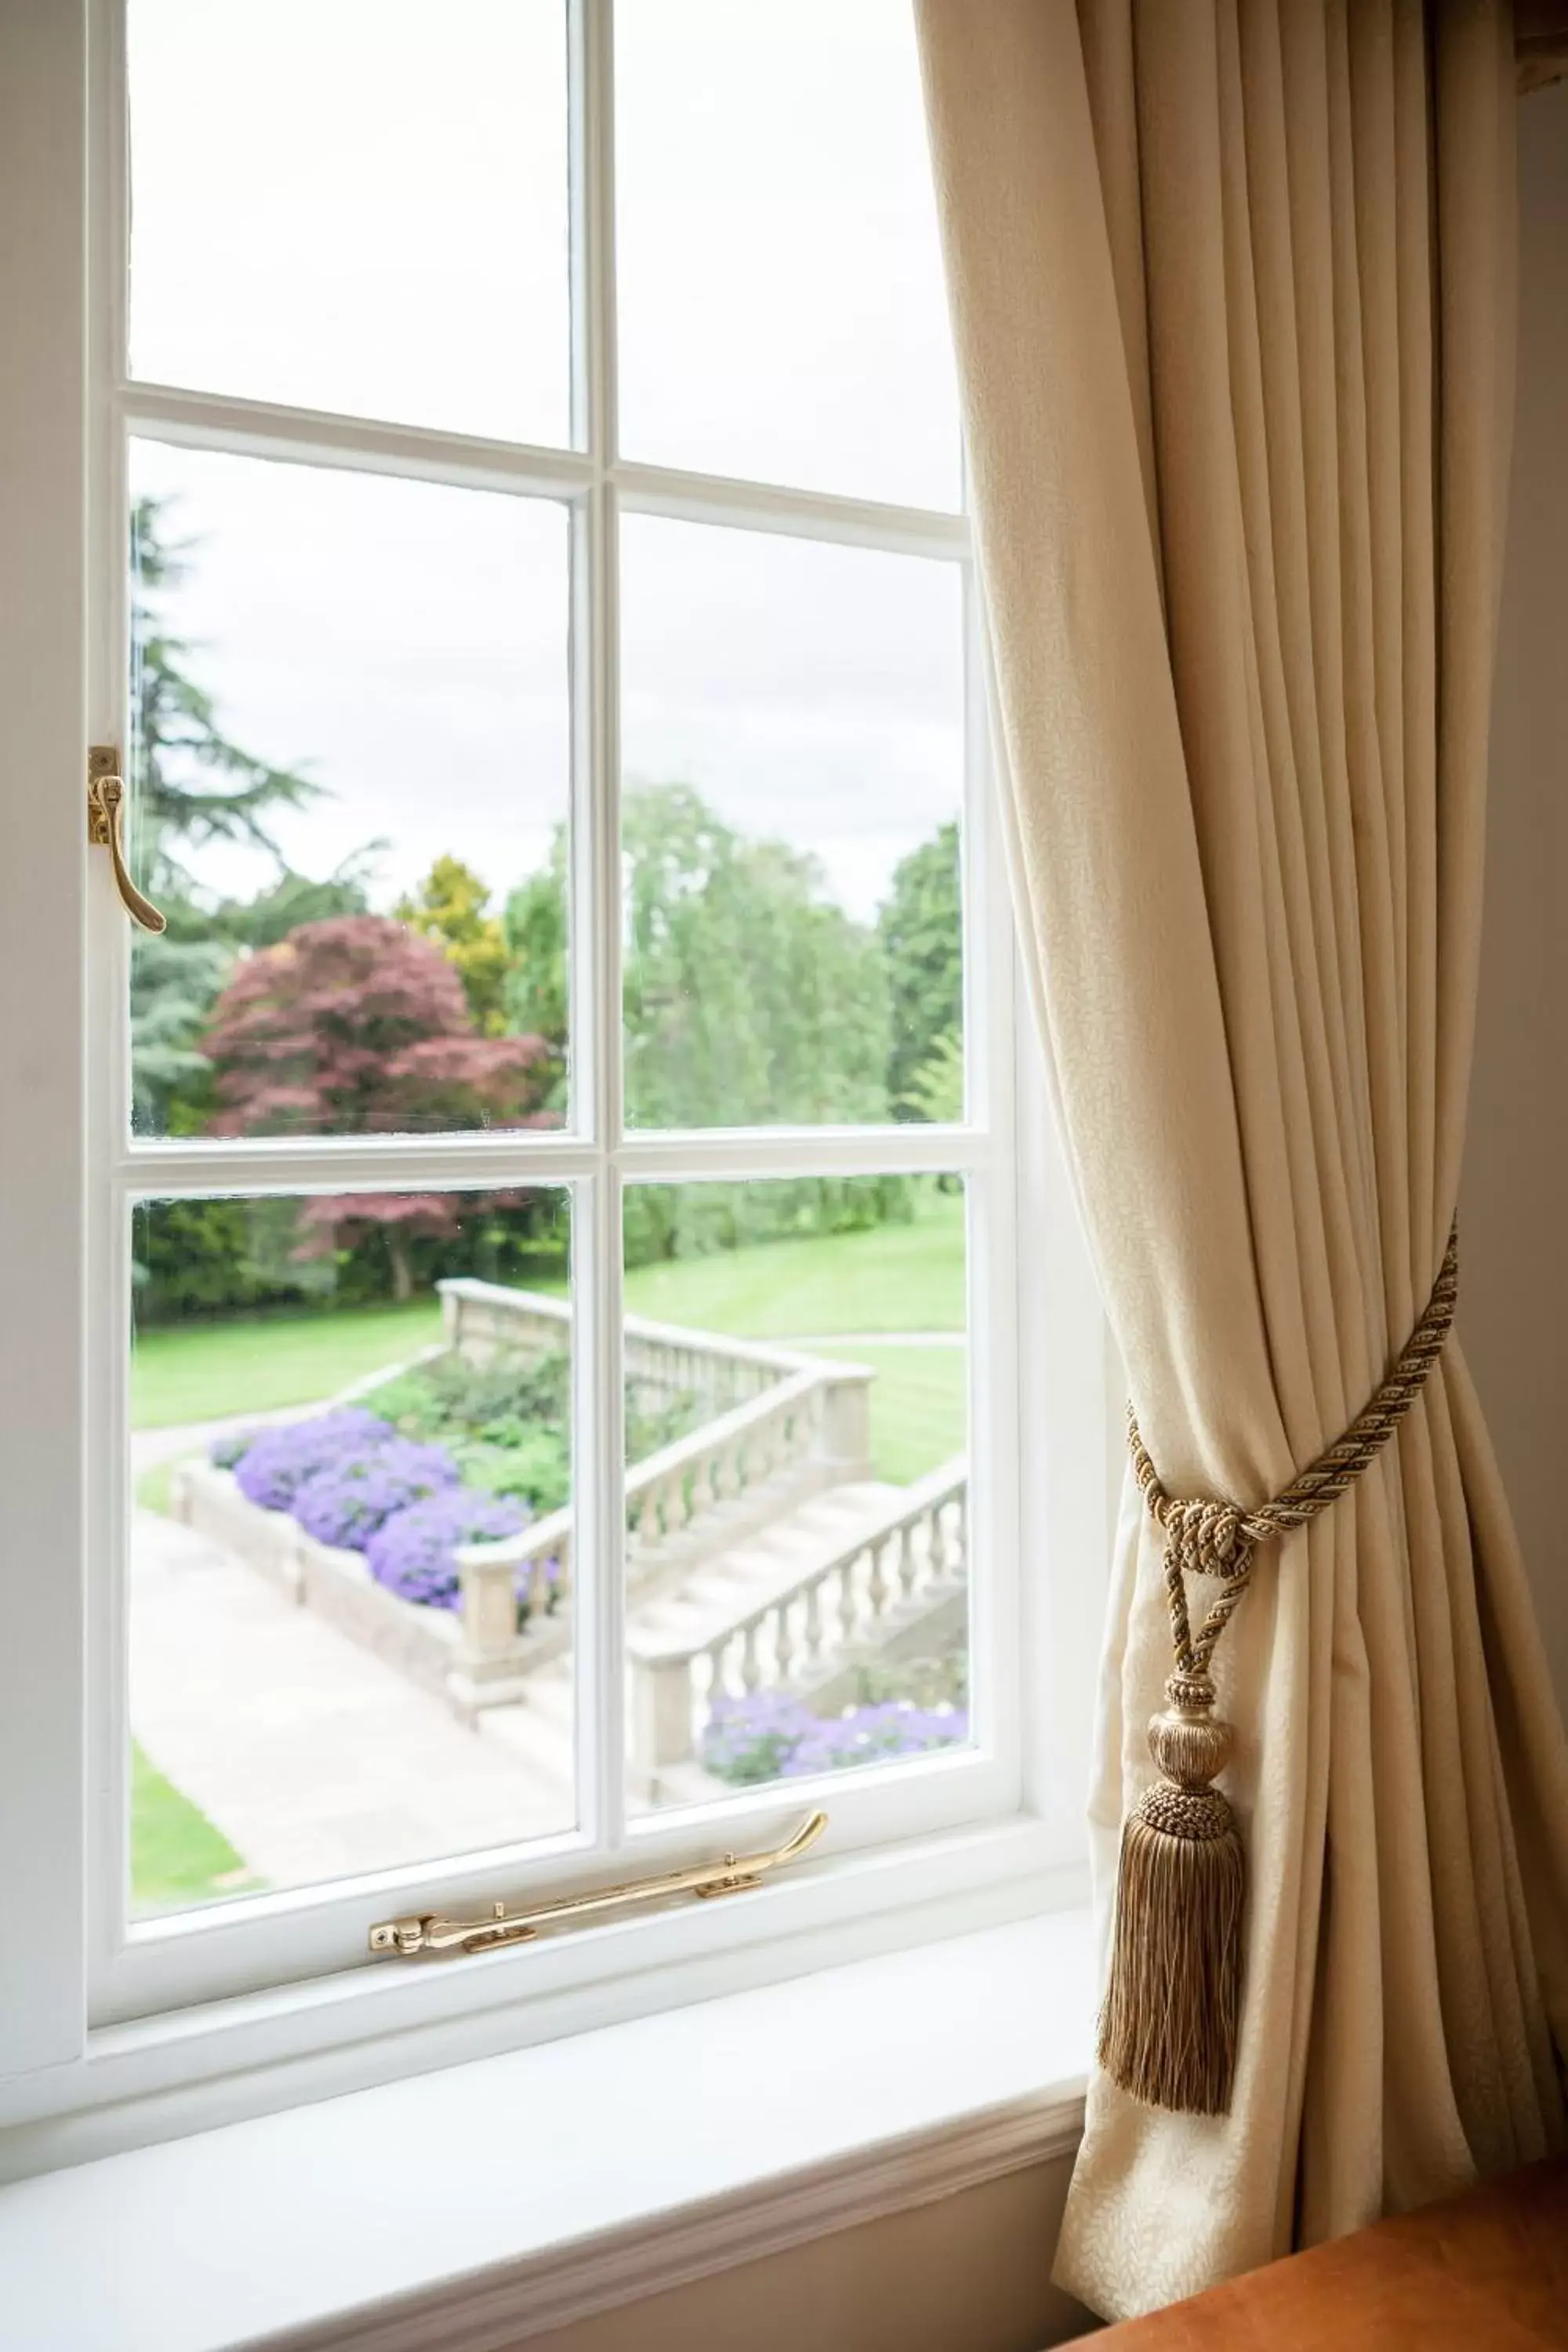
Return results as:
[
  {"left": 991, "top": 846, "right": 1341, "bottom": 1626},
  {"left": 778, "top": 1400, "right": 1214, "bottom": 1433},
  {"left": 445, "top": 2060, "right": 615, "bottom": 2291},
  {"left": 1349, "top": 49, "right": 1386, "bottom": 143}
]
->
[
  {"left": 837, "top": 1556, "right": 859, "bottom": 1650},
  {"left": 867, "top": 1534, "right": 890, "bottom": 1623},
  {"left": 773, "top": 1595, "right": 796, "bottom": 1684},
  {"left": 895, "top": 1522, "right": 918, "bottom": 1605}
]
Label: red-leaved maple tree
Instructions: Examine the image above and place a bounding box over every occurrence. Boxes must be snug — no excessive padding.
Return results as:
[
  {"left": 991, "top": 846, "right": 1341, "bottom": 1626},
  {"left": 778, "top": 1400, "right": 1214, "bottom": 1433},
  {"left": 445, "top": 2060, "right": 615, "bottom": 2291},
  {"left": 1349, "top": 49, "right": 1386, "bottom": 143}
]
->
[{"left": 205, "top": 915, "right": 557, "bottom": 1296}]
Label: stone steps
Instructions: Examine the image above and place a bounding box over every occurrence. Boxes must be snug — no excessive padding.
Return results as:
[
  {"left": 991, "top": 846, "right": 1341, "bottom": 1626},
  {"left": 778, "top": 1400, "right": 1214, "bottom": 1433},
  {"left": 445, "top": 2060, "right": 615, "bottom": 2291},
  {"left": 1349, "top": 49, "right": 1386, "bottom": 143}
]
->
[{"left": 483, "top": 1478, "right": 951, "bottom": 1795}]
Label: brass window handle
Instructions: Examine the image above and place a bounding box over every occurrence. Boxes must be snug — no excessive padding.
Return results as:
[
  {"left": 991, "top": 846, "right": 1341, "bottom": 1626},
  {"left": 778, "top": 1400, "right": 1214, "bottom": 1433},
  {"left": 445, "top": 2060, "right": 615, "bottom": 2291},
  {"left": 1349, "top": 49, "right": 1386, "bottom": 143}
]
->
[
  {"left": 370, "top": 1809, "right": 829, "bottom": 1959},
  {"left": 87, "top": 746, "right": 166, "bottom": 934}
]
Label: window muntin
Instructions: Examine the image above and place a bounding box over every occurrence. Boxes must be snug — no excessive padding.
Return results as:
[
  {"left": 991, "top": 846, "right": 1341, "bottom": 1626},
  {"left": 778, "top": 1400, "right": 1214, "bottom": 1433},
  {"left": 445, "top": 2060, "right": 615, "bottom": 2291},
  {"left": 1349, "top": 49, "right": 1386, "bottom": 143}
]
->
[{"left": 87, "top": 0, "right": 1016, "bottom": 2017}]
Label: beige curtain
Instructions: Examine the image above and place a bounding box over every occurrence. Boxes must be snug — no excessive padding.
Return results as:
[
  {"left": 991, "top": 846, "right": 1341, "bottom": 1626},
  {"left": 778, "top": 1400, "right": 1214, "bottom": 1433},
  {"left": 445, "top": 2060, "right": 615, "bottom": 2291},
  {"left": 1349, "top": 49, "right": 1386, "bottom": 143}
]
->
[{"left": 916, "top": 0, "right": 1568, "bottom": 2321}]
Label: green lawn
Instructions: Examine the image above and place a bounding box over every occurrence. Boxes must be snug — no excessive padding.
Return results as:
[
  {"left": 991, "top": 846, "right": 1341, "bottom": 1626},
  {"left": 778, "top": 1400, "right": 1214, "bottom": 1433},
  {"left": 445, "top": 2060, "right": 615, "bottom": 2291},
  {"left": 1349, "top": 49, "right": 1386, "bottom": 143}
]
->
[
  {"left": 131, "top": 1742, "right": 260, "bottom": 1912},
  {"left": 829, "top": 1343, "right": 966, "bottom": 1485},
  {"left": 132, "top": 1298, "right": 443, "bottom": 1431},
  {"left": 130, "top": 1192, "right": 968, "bottom": 1481},
  {"left": 619, "top": 1189, "right": 963, "bottom": 1338}
]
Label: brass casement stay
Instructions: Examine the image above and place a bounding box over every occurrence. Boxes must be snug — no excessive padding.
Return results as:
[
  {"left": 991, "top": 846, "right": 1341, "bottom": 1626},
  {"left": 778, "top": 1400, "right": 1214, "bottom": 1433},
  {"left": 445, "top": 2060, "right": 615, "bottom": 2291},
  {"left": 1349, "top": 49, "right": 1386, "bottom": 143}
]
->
[
  {"left": 87, "top": 745, "right": 167, "bottom": 933},
  {"left": 368, "top": 1809, "right": 829, "bottom": 1959}
]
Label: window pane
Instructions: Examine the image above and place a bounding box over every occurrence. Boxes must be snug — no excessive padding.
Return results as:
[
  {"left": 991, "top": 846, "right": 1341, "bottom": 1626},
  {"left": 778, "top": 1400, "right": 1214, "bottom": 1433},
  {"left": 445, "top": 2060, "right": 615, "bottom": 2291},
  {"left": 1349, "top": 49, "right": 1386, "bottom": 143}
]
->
[
  {"left": 619, "top": 515, "right": 964, "bottom": 1131},
  {"left": 622, "top": 1178, "right": 970, "bottom": 1816},
  {"left": 129, "top": 1189, "right": 575, "bottom": 1913},
  {"left": 128, "top": 0, "right": 570, "bottom": 445},
  {"left": 615, "top": 0, "right": 962, "bottom": 507},
  {"left": 128, "top": 441, "right": 571, "bottom": 1140}
]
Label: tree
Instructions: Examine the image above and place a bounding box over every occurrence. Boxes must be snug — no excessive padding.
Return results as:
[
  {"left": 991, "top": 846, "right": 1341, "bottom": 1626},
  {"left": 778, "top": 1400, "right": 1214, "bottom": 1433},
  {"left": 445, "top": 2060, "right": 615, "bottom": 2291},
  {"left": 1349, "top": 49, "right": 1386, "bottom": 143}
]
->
[
  {"left": 505, "top": 783, "right": 891, "bottom": 1132},
  {"left": 623, "top": 787, "right": 889, "bottom": 1131},
  {"left": 504, "top": 847, "right": 569, "bottom": 1052},
  {"left": 879, "top": 820, "right": 963, "bottom": 1120},
  {"left": 130, "top": 497, "right": 321, "bottom": 900},
  {"left": 204, "top": 916, "right": 558, "bottom": 1298},
  {"left": 221, "top": 851, "right": 377, "bottom": 952},
  {"left": 127, "top": 497, "right": 351, "bottom": 1134},
  {"left": 126, "top": 928, "right": 235, "bottom": 1135},
  {"left": 395, "top": 855, "right": 510, "bottom": 1033},
  {"left": 505, "top": 784, "right": 902, "bottom": 1262}
]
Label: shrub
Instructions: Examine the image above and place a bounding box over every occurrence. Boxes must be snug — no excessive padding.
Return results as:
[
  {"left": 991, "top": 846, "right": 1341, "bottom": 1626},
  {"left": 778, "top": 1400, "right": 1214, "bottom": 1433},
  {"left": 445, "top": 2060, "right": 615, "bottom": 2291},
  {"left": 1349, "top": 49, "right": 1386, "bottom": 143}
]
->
[
  {"left": 368, "top": 1345, "right": 569, "bottom": 1443},
  {"left": 364, "top": 1489, "right": 531, "bottom": 1610},
  {"left": 208, "top": 1425, "right": 258, "bottom": 1469},
  {"left": 456, "top": 1425, "right": 571, "bottom": 1514},
  {"left": 701, "top": 1692, "right": 968, "bottom": 1787},
  {"left": 230, "top": 1407, "right": 391, "bottom": 1510},
  {"left": 291, "top": 1438, "right": 459, "bottom": 1551}
]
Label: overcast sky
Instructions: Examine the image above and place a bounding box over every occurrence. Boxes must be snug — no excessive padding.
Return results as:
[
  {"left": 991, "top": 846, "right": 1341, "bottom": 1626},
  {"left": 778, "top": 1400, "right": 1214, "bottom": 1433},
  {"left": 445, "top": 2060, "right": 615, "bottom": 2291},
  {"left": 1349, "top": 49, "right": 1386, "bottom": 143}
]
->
[{"left": 127, "top": 0, "right": 965, "bottom": 925}]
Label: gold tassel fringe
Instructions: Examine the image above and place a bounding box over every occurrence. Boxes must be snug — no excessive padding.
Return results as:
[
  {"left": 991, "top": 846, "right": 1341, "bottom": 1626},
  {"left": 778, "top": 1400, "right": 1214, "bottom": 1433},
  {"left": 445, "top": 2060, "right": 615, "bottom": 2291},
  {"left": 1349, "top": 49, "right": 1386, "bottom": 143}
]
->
[{"left": 1095, "top": 1691, "right": 1244, "bottom": 2116}]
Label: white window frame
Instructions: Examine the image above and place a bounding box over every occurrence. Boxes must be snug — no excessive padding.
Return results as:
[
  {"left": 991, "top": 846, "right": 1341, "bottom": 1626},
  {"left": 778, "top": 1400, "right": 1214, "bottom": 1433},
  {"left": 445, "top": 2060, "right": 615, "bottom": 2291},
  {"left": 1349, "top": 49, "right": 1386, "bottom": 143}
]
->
[{"left": 0, "top": 0, "right": 1114, "bottom": 2171}]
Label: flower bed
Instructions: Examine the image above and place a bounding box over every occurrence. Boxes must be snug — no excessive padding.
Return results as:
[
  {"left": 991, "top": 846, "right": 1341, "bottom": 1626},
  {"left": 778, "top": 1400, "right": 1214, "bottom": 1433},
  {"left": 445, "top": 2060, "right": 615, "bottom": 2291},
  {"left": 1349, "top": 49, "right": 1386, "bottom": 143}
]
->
[
  {"left": 211, "top": 1409, "right": 539, "bottom": 1617},
  {"left": 700, "top": 1690, "right": 968, "bottom": 1787}
]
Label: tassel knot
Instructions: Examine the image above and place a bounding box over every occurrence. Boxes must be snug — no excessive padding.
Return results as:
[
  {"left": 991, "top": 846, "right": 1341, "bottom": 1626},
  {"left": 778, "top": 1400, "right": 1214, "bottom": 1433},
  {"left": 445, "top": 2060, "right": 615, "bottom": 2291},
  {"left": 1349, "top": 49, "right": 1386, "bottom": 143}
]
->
[{"left": 1166, "top": 1497, "right": 1247, "bottom": 1578}]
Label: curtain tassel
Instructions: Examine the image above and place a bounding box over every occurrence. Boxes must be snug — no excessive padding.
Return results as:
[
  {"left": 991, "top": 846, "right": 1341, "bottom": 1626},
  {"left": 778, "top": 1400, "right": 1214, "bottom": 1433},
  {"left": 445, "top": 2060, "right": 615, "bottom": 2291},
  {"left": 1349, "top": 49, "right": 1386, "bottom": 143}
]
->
[{"left": 1097, "top": 1671, "right": 1243, "bottom": 2116}]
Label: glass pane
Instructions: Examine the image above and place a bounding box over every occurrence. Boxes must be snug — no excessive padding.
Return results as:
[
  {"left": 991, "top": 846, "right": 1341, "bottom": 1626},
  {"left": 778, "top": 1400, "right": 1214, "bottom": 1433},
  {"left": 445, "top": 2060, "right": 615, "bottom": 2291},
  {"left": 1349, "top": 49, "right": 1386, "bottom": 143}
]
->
[
  {"left": 615, "top": 0, "right": 961, "bottom": 508},
  {"left": 619, "top": 515, "right": 964, "bottom": 1129},
  {"left": 129, "top": 1189, "right": 575, "bottom": 1912},
  {"left": 622, "top": 1177, "right": 970, "bottom": 1815},
  {"left": 128, "top": 0, "right": 570, "bottom": 445},
  {"left": 128, "top": 441, "right": 571, "bottom": 1140}
]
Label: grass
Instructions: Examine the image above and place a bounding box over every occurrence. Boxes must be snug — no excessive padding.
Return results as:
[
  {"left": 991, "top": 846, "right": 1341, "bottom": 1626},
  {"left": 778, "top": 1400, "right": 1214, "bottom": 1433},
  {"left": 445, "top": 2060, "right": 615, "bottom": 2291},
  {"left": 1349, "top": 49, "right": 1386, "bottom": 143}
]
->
[
  {"left": 619, "top": 1189, "right": 964, "bottom": 1338},
  {"left": 129, "top": 1192, "right": 968, "bottom": 1481},
  {"left": 136, "top": 1457, "right": 178, "bottom": 1515},
  {"left": 132, "top": 1298, "right": 443, "bottom": 1431},
  {"left": 131, "top": 1741, "right": 260, "bottom": 1912},
  {"left": 828, "top": 1344, "right": 967, "bottom": 1486}
]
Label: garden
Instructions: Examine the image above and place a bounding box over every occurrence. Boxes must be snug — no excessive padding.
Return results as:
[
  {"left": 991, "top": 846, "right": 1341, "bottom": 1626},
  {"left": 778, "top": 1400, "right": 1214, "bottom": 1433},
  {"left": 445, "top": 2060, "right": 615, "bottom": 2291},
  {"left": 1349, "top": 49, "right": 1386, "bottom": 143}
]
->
[{"left": 127, "top": 497, "right": 971, "bottom": 1908}]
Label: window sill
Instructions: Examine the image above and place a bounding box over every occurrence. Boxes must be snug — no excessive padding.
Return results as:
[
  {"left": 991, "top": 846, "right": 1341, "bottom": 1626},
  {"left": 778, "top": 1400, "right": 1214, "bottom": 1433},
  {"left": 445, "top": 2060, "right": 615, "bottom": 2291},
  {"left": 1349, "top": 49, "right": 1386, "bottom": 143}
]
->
[{"left": 0, "top": 1907, "right": 1092, "bottom": 2352}]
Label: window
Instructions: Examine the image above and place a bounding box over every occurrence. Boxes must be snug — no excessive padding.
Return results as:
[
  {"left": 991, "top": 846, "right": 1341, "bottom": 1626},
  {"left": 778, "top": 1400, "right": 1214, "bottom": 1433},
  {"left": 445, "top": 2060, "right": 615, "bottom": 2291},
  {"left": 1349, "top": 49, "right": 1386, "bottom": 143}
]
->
[{"left": 0, "top": 0, "right": 1105, "bottom": 2143}]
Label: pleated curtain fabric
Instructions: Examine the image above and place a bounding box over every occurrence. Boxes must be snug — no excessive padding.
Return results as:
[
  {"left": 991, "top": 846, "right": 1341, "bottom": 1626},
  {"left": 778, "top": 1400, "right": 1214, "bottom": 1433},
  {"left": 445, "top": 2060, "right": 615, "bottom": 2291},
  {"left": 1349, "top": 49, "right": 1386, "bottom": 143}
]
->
[{"left": 914, "top": 0, "right": 1568, "bottom": 2321}]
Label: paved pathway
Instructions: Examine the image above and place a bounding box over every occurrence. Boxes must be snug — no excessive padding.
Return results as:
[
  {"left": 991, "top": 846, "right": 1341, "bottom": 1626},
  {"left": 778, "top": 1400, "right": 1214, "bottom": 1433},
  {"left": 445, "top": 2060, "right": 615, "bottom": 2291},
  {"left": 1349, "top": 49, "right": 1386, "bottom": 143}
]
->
[{"left": 132, "top": 1508, "right": 573, "bottom": 1899}]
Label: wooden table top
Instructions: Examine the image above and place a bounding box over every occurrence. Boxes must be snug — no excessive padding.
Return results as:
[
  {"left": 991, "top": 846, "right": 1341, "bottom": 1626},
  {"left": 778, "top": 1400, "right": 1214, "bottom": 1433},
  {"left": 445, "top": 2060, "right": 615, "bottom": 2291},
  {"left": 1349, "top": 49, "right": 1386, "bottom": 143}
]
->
[{"left": 1094, "top": 2151, "right": 1568, "bottom": 2350}]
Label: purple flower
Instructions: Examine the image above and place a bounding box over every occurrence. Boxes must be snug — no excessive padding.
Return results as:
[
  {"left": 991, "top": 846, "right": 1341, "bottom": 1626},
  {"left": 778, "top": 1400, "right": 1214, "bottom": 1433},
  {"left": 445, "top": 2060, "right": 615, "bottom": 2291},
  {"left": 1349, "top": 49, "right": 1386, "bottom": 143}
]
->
[
  {"left": 365, "top": 1489, "right": 531, "bottom": 1610},
  {"left": 782, "top": 1700, "right": 969, "bottom": 1778},
  {"left": 701, "top": 1692, "right": 968, "bottom": 1788},
  {"left": 291, "top": 1439, "right": 459, "bottom": 1551},
  {"left": 700, "top": 1692, "right": 819, "bottom": 1786},
  {"left": 232, "top": 1408, "right": 392, "bottom": 1511}
]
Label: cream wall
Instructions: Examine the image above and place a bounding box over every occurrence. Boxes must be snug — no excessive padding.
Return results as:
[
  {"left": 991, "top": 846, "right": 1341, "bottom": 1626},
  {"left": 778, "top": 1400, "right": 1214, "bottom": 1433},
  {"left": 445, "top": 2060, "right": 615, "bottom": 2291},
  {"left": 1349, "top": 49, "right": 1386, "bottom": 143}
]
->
[
  {"left": 500, "top": 2154, "right": 1094, "bottom": 2352},
  {"left": 1467, "top": 79, "right": 1568, "bottom": 1710}
]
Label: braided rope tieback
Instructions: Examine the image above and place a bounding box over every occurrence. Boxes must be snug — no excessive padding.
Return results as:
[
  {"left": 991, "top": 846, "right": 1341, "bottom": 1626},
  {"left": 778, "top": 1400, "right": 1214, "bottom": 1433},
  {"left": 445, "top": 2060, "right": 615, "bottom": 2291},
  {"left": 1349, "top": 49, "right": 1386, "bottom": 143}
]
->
[{"left": 1098, "top": 1226, "right": 1459, "bottom": 2118}]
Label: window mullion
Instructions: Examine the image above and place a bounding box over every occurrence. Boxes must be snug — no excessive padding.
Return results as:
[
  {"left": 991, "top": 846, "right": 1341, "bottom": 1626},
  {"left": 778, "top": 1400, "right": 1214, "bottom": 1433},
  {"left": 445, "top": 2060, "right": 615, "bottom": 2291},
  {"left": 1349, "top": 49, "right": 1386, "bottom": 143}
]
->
[{"left": 572, "top": 0, "right": 626, "bottom": 1853}]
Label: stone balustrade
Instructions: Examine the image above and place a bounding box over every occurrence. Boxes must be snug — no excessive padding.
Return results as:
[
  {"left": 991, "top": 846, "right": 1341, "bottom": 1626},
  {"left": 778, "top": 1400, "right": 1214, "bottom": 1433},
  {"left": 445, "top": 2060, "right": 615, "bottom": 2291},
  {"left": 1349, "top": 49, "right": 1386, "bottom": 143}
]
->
[
  {"left": 448, "top": 1329, "right": 874, "bottom": 1715},
  {"left": 436, "top": 1279, "right": 814, "bottom": 1417},
  {"left": 626, "top": 1456, "right": 969, "bottom": 1780}
]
